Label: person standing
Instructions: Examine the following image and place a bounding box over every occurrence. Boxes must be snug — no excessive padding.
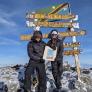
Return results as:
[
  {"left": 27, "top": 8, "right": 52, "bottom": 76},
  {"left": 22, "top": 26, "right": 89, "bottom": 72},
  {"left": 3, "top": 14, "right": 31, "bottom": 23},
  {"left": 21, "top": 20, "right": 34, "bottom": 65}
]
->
[
  {"left": 47, "top": 29, "right": 65, "bottom": 92},
  {"left": 24, "top": 31, "right": 46, "bottom": 92}
]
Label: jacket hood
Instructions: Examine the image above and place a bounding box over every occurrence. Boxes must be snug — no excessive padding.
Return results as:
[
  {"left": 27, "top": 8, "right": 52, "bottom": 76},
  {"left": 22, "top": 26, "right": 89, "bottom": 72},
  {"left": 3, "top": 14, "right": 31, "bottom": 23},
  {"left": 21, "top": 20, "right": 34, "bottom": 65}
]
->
[{"left": 31, "top": 31, "right": 43, "bottom": 41}]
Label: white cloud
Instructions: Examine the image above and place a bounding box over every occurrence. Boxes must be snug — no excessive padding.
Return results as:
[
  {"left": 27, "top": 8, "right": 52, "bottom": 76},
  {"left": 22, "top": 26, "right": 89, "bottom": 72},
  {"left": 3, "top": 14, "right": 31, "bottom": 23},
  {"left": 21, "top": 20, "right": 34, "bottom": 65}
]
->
[
  {"left": 0, "top": 37, "right": 21, "bottom": 45},
  {"left": 83, "top": 49, "right": 92, "bottom": 54},
  {"left": 0, "top": 9, "right": 12, "bottom": 17},
  {"left": 0, "top": 17, "right": 17, "bottom": 27},
  {"left": 0, "top": 9, "right": 23, "bottom": 36},
  {"left": 0, "top": 9, "right": 17, "bottom": 27}
]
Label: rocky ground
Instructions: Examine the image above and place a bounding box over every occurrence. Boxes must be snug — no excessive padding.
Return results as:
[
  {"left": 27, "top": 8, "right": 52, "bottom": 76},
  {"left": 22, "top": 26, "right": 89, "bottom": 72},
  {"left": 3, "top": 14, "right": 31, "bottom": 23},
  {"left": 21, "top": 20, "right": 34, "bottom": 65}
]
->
[{"left": 0, "top": 62, "right": 92, "bottom": 92}]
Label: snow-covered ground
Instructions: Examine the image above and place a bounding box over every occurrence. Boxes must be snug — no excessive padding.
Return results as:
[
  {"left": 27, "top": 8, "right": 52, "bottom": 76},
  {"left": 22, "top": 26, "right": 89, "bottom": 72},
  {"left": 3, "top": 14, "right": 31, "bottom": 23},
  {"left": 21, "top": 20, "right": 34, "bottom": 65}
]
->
[{"left": 0, "top": 63, "right": 92, "bottom": 92}]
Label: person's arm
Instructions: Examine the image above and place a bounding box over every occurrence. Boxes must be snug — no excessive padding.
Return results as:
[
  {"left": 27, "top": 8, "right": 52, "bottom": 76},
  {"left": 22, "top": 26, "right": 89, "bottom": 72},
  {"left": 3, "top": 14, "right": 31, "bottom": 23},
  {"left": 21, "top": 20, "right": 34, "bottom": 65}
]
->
[
  {"left": 47, "top": 40, "right": 51, "bottom": 47},
  {"left": 56, "top": 37, "right": 65, "bottom": 60},
  {"left": 27, "top": 42, "right": 41, "bottom": 61},
  {"left": 61, "top": 37, "right": 65, "bottom": 42},
  {"left": 47, "top": 40, "right": 56, "bottom": 50},
  {"left": 56, "top": 41, "right": 64, "bottom": 61}
]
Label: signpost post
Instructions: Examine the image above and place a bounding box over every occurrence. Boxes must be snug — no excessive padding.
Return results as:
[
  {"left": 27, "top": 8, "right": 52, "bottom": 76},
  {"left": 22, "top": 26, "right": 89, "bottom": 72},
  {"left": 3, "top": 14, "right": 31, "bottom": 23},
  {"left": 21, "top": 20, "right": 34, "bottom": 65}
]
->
[{"left": 68, "top": 3, "right": 81, "bottom": 81}]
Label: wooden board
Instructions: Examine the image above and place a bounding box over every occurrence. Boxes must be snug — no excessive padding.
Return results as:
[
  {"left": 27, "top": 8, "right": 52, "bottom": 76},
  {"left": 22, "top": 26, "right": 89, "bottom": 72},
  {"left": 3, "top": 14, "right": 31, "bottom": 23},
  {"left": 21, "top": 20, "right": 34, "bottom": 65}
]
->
[
  {"left": 26, "top": 21, "right": 79, "bottom": 28},
  {"left": 20, "top": 30, "right": 86, "bottom": 40},
  {"left": 26, "top": 13, "right": 75, "bottom": 20}
]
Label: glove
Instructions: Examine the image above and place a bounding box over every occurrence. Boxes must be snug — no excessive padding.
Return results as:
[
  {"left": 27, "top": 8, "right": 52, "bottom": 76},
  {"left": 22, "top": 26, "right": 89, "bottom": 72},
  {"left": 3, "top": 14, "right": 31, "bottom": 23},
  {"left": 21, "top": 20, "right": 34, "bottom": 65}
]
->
[
  {"left": 40, "top": 58, "right": 45, "bottom": 63},
  {"left": 52, "top": 46, "right": 56, "bottom": 50},
  {"left": 55, "top": 58, "right": 61, "bottom": 62}
]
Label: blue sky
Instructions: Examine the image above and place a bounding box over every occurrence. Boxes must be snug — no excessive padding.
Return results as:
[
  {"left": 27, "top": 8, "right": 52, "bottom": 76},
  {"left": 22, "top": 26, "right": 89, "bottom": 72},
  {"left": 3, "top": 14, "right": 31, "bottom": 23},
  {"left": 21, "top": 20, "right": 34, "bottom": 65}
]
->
[{"left": 0, "top": 0, "right": 92, "bottom": 66}]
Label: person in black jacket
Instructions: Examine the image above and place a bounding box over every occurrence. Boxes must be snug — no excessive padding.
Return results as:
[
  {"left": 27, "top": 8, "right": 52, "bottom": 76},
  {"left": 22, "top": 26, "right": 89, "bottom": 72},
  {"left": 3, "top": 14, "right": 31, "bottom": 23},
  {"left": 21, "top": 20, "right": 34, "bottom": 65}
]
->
[
  {"left": 47, "top": 29, "right": 65, "bottom": 91},
  {"left": 24, "top": 31, "right": 46, "bottom": 92}
]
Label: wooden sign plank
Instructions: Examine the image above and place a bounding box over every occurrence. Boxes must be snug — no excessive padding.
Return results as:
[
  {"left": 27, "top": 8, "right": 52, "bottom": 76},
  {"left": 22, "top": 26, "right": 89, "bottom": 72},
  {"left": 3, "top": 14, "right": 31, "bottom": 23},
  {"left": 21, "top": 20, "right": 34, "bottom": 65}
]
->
[
  {"left": 26, "top": 13, "right": 75, "bottom": 20},
  {"left": 26, "top": 21, "right": 78, "bottom": 28},
  {"left": 20, "top": 30, "right": 86, "bottom": 40},
  {"left": 63, "top": 42, "right": 80, "bottom": 48},
  {"left": 64, "top": 49, "right": 81, "bottom": 55}
]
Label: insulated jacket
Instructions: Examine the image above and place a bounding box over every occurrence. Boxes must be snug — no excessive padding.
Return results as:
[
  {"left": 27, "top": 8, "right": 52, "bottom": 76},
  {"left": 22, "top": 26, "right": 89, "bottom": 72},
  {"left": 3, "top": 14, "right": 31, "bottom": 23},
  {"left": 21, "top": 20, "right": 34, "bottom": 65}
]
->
[{"left": 27, "top": 31, "right": 46, "bottom": 63}]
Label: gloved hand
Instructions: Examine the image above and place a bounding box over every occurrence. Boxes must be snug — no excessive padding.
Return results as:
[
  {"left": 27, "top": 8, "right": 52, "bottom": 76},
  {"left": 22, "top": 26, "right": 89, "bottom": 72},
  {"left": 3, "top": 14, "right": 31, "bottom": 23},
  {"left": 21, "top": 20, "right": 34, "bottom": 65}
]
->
[
  {"left": 40, "top": 58, "right": 45, "bottom": 63},
  {"left": 52, "top": 46, "right": 56, "bottom": 50},
  {"left": 55, "top": 58, "right": 61, "bottom": 62}
]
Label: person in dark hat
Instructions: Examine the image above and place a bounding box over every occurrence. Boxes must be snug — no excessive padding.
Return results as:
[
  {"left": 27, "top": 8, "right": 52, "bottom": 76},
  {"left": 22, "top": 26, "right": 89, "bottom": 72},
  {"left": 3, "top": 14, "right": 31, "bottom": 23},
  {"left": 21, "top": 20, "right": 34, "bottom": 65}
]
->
[
  {"left": 47, "top": 29, "right": 65, "bottom": 92},
  {"left": 24, "top": 31, "right": 46, "bottom": 92}
]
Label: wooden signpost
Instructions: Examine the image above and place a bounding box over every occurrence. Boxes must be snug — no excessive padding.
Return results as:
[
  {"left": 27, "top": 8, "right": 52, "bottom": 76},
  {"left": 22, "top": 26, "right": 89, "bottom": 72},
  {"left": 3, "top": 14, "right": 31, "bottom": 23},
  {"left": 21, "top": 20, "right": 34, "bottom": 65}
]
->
[{"left": 21, "top": 3, "right": 86, "bottom": 81}]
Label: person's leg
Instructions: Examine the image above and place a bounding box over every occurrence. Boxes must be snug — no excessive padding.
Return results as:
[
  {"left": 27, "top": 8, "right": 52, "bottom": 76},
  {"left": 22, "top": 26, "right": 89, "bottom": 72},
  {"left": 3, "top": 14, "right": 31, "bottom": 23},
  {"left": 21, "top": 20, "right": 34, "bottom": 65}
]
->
[
  {"left": 57, "top": 60, "right": 63, "bottom": 77},
  {"left": 56, "top": 60, "right": 63, "bottom": 91},
  {"left": 24, "top": 64, "right": 34, "bottom": 92},
  {"left": 37, "top": 63, "right": 46, "bottom": 92},
  {"left": 51, "top": 62, "right": 62, "bottom": 89}
]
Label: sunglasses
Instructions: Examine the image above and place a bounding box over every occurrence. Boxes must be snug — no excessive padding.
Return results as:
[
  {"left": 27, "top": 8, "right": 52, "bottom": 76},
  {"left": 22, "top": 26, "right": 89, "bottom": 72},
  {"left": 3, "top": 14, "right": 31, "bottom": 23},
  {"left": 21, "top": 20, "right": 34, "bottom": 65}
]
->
[{"left": 51, "top": 34, "right": 58, "bottom": 36}]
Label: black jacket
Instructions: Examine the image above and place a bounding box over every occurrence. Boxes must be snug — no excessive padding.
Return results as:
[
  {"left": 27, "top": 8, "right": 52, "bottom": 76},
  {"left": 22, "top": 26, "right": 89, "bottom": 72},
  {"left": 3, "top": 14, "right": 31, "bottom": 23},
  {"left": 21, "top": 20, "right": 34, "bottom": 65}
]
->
[
  {"left": 27, "top": 40, "right": 45, "bottom": 62},
  {"left": 47, "top": 38, "right": 65, "bottom": 61}
]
